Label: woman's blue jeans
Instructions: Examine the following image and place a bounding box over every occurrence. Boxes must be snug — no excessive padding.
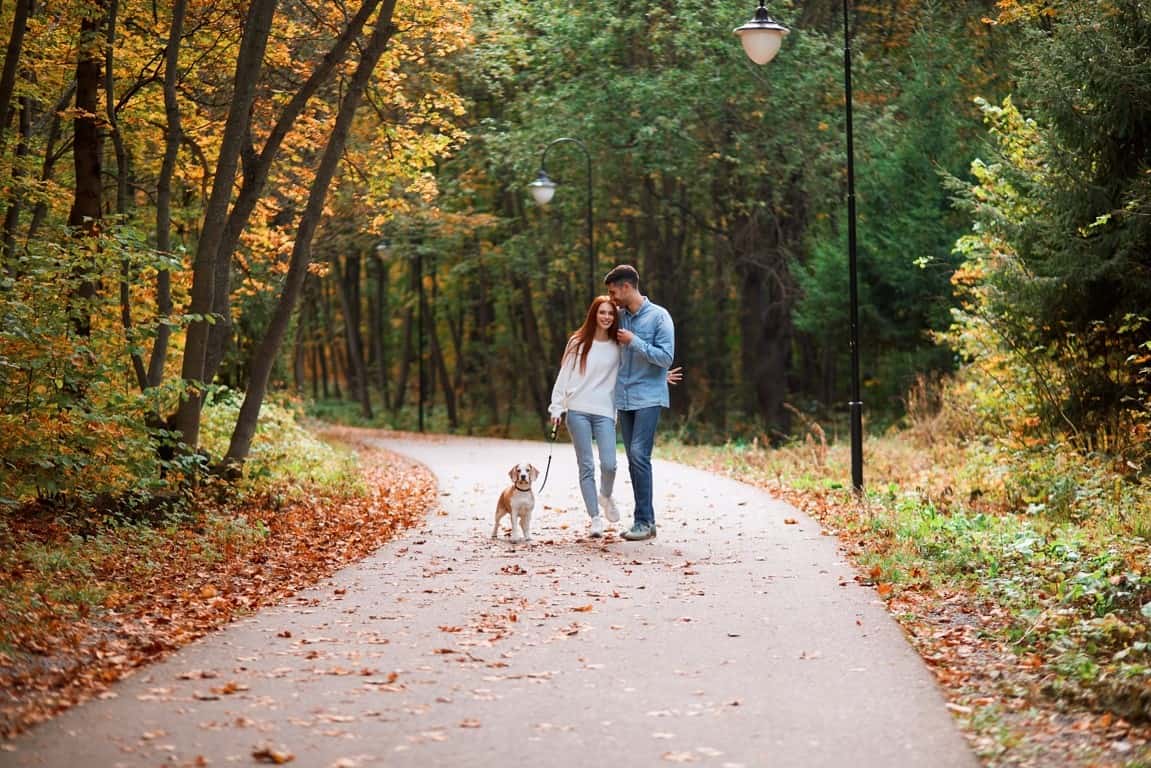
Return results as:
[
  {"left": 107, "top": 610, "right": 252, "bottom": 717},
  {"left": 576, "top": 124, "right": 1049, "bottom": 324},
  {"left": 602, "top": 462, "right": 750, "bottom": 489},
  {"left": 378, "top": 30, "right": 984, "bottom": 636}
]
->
[
  {"left": 565, "top": 410, "right": 617, "bottom": 518},
  {"left": 618, "top": 405, "right": 661, "bottom": 526}
]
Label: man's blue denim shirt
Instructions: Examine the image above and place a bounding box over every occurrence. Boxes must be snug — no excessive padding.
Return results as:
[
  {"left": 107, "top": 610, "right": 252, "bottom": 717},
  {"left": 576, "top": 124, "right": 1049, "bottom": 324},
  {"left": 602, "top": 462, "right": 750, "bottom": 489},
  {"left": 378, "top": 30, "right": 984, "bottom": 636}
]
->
[{"left": 615, "top": 297, "right": 675, "bottom": 411}]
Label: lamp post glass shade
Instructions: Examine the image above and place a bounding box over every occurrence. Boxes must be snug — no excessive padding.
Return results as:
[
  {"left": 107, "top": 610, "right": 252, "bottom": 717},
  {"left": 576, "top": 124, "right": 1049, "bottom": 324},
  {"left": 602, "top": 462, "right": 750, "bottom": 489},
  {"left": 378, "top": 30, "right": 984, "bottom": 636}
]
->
[
  {"left": 734, "top": 0, "right": 790, "bottom": 65},
  {"left": 528, "top": 171, "right": 557, "bottom": 205}
]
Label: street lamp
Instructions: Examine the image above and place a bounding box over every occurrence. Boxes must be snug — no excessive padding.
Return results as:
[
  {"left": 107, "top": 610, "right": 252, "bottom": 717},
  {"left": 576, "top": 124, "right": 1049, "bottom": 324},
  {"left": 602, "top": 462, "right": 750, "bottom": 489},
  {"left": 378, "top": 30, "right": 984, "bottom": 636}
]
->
[
  {"left": 376, "top": 237, "right": 424, "bottom": 433},
  {"left": 734, "top": 0, "right": 864, "bottom": 492},
  {"left": 528, "top": 137, "right": 596, "bottom": 302}
]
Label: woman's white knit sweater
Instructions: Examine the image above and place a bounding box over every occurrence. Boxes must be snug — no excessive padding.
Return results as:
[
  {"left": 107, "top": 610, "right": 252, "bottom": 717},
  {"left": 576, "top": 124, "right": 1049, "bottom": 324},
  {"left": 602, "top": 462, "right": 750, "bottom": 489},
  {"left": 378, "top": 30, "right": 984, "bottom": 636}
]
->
[{"left": 548, "top": 339, "right": 620, "bottom": 421}]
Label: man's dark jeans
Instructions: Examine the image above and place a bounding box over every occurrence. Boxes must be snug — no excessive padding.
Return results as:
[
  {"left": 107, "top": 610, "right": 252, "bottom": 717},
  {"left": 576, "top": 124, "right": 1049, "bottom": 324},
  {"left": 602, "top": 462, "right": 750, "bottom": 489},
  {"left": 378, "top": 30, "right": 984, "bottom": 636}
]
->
[{"left": 618, "top": 405, "right": 661, "bottom": 526}]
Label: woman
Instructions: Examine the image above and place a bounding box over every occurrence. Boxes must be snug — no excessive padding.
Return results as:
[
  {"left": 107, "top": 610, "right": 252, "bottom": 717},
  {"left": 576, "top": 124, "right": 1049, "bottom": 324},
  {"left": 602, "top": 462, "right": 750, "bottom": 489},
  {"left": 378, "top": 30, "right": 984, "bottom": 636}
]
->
[
  {"left": 549, "top": 296, "right": 680, "bottom": 538},
  {"left": 549, "top": 296, "right": 621, "bottom": 539}
]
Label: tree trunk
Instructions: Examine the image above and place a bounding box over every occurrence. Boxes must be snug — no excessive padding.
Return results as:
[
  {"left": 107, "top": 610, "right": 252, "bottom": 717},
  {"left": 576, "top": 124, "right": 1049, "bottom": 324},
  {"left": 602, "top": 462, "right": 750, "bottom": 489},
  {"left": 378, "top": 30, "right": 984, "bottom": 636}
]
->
[
  {"left": 332, "top": 251, "right": 373, "bottom": 420},
  {"left": 68, "top": 0, "right": 106, "bottom": 340},
  {"left": 292, "top": 304, "right": 306, "bottom": 392},
  {"left": 202, "top": 0, "right": 382, "bottom": 386},
  {"left": 174, "top": 0, "right": 277, "bottom": 451},
  {"left": 426, "top": 270, "right": 457, "bottom": 428},
  {"left": 370, "top": 251, "right": 389, "bottom": 406},
  {"left": 475, "top": 264, "right": 500, "bottom": 426},
  {"left": 315, "top": 296, "right": 331, "bottom": 399},
  {"left": 392, "top": 259, "right": 415, "bottom": 412},
  {"left": 226, "top": 1, "right": 398, "bottom": 468},
  {"left": 26, "top": 82, "right": 75, "bottom": 244},
  {"left": 102, "top": 0, "right": 149, "bottom": 391},
  {"left": 517, "top": 280, "right": 549, "bottom": 417},
  {"left": 0, "top": 0, "right": 33, "bottom": 144},
  {"left": 311, "top": 341, "right": 322, "bottom": 399},
  {"left": 732, "top": 169, "right": 808, "bottom": 438},
  {"left": 711, "top": 230, "right": 731, "bottom": 431},
  {"left": 738, "top": 260, "right": 792, "bottom": 439},
  {"left": 148, "top": 0, "right": 187, "bottom": 388},
  {"left": 319, "top": 279, "right": 342, "bottom": 399},
  {"left": 1, "top": 97, "right": 30, "bottom": 271}
]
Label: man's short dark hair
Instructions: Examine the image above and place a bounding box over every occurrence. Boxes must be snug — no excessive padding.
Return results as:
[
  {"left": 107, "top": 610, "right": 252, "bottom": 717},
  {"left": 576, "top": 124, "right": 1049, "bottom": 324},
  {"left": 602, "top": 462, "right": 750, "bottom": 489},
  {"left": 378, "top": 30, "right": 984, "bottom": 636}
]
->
[{"left": 604, "top": 264, "right": 639, "bottom": 288}]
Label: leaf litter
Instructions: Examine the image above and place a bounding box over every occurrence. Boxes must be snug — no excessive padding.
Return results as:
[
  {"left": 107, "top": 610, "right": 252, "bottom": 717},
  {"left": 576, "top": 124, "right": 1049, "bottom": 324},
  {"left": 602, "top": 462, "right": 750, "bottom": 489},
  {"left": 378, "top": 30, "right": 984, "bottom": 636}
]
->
[{"left": 0, "top": 428, "right": 434, "bottom": 737}]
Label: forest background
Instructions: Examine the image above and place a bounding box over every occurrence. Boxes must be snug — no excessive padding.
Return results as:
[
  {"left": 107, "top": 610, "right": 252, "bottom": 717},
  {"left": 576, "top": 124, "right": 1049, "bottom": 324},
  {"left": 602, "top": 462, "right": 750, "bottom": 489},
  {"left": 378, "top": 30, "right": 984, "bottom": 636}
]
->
[{"left": 2, "top": 0, "right": 1151, "bottom": 763}]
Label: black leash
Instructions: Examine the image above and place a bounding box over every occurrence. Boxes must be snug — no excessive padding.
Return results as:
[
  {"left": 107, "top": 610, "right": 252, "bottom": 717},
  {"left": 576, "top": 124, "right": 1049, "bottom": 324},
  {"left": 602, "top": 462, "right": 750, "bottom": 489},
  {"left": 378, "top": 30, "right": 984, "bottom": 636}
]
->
[{"left": 537, "top": 421, "right": 558, "bottom": 494}]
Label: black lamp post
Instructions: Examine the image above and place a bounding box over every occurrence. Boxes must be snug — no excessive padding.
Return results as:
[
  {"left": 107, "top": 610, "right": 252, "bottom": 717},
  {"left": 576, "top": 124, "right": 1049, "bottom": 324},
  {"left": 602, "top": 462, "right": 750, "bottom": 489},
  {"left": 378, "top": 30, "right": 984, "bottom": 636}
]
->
[
  {"left": 528, "top": 137, "right": 596, "bottom": 302},
  {"left": 376, "top": 237, "right": 424, "bottom": 433},
  {"left": 734, "top": 0, "right": 864, "bottom": 492}
]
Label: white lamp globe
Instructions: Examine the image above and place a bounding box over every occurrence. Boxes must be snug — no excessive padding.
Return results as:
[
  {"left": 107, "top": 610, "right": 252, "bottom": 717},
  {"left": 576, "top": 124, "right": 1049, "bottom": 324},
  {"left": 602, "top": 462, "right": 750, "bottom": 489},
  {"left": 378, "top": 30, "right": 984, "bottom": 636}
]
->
[
  {"left": 734, "top": 2, "right": 790, "bottom": 65},
  {"left": 528, "top": 172, "right": 557, "bottom": 205}
]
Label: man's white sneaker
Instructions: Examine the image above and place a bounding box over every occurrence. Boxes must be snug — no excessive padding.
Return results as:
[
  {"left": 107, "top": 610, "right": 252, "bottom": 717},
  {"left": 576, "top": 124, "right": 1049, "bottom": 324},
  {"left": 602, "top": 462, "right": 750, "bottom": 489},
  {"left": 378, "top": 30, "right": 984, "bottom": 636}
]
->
[
  {"left": 598, "top": 494, "right": 619, "bottom": 523},
  {"left": 590, "top": 516, "right": 605, "bottom": 538}
]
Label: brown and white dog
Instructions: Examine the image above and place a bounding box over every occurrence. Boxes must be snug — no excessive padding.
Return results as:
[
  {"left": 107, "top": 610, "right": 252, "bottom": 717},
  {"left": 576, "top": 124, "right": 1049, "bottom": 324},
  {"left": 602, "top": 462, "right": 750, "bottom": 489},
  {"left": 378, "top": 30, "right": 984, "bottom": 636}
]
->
[{"left": 493, "top": 463, "right": 539, "bottom": 543}]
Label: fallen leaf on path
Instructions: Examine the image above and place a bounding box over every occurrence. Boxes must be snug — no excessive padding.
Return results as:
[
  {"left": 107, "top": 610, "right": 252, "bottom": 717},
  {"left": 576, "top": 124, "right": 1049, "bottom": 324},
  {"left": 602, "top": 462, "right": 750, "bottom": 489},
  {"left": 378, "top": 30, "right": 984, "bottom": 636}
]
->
[
  {"left": 178, "top": 669, "right": 218, "bottom": 680},
  {"left": 252, "top": 744, "right": 295, "bottom": 764},
  {"left": 662, "top": 752, "right": 697, "bottom": 763}
]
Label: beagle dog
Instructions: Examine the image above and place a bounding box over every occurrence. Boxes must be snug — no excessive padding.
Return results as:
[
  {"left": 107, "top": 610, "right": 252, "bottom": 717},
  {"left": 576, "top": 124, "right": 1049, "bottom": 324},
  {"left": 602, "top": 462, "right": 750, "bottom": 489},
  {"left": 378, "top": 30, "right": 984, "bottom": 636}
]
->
[{"left": 493, "top": 463, "right": 539, "bottom": 543}]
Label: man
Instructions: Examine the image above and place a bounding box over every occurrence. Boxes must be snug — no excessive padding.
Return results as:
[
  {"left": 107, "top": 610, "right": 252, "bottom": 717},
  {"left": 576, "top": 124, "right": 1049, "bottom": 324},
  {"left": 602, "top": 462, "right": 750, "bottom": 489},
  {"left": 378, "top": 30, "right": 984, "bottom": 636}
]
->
[{"left": 604, "top": 264, "right": 675, "bottom": 541}]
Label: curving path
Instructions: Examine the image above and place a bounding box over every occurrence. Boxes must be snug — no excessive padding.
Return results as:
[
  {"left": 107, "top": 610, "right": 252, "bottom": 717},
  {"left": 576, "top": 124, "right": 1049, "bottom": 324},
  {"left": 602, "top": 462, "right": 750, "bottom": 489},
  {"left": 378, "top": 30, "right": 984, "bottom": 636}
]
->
[{"left": 1, "top": 433, "right": 977, "bottom": 768}]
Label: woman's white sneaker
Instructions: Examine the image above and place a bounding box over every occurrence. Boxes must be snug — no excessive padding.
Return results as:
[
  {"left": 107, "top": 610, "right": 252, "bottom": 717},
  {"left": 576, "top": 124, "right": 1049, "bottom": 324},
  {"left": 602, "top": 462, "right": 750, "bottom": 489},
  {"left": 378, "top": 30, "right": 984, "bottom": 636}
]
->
[
  {"left": 598, "top": 494, "right": 619, "bottom": 523},
  {"left": 590, "top": 516, "right": 605, "bottom": 538}
]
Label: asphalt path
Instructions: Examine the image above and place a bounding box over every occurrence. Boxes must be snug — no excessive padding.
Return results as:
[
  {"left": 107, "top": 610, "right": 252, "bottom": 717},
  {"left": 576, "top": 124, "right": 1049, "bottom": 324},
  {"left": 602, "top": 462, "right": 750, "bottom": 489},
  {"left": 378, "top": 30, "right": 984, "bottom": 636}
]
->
[{"left": 2, "top": 433, "right": 978, "bottom": 768}]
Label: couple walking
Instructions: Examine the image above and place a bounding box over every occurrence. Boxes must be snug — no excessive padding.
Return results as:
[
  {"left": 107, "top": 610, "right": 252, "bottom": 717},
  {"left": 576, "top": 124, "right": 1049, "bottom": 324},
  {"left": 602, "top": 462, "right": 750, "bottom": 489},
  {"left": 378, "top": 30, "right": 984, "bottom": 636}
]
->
[{"left": 548, "top": 264, "right": 676, "bottom": 541}]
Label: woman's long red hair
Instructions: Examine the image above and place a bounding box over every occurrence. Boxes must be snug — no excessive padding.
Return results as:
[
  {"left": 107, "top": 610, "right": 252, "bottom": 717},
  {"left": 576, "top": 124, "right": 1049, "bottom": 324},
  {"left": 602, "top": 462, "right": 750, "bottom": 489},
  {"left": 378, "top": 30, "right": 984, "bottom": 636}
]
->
[{"left": 563, "top": 295, "right": 618, "bottom": 374}]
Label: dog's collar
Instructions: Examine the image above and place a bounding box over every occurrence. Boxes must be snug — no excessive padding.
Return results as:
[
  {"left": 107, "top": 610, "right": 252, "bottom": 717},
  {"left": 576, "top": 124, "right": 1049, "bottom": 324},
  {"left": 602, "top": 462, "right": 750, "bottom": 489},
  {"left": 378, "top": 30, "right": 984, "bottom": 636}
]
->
[{"left": 514, "top": 481, "right": 532, "bottom": 492}]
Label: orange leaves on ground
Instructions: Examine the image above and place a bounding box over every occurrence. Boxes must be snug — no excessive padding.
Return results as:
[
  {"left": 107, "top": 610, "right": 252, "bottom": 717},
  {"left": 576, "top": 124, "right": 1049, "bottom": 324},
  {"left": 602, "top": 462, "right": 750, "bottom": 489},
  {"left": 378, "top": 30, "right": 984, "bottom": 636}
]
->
[{"left": 0, "top": 432, "right": 435, "bottom": 738}]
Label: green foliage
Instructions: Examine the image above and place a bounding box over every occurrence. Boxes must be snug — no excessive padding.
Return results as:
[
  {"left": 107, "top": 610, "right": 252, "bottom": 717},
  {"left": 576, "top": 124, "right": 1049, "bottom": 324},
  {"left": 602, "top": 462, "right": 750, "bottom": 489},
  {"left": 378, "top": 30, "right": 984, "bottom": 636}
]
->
[
  {"left": 796, "top": 13, "right": 979, "bottom": 412},
  {"left": 0, "top": 226, "right": 176, "bottom": 507},
  {"left": 945, "top": 0, "right": 1151, "bottom": 464},
  {"left": 0, "top": 221, "right": 353, "bottom": 506},
  {"left": 200, "top": 390, "right": 357, "bottom": 492}
]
